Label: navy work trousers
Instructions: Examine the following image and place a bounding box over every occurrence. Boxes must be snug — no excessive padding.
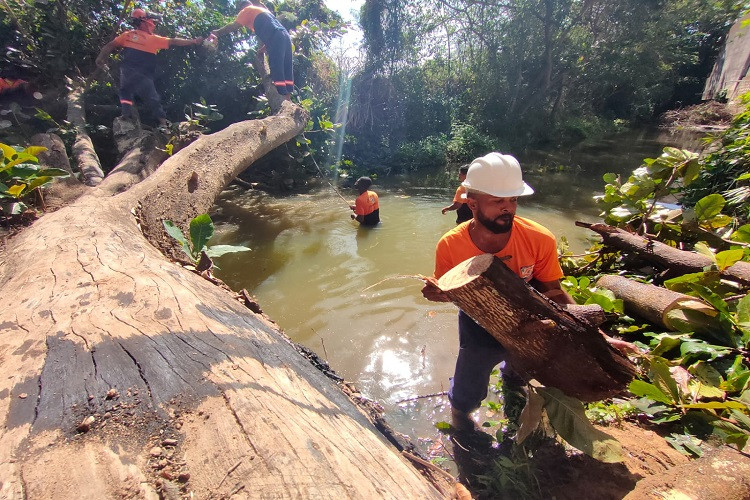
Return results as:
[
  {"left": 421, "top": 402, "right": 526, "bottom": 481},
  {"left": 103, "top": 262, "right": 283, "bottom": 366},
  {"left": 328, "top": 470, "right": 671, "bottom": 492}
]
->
[
  {"left": 119, "top": 68, "right": 166, "bottom": 121},
  {"left": 448, "top": 310, "right": 525, "bottom": 413},
  {"left": 266, "top": 30, "right": 293, "bottom": 95}
]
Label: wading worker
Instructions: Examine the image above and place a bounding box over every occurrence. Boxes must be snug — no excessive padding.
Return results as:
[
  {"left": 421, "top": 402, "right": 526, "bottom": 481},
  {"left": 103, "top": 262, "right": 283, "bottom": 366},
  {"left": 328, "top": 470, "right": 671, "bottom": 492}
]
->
[
  {"left": 96, "top": 9, "right": 203, "bottom": 127},
  {"left": 209, "top": 0, "right": 294, "bottom": 99},
  {"left": 421, "top": 152, "right": 634, "bottom": 432},
  {"left": 441, "top": 164, "right": 472, "bottom": 224},
  {"left": 350, "top": 176, "right": 380, "bottom": 226}
]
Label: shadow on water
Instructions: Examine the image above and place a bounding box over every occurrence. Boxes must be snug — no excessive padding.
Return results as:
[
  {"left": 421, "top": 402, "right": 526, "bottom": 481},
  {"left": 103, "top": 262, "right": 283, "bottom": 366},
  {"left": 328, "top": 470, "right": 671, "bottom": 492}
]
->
[{"left": 208, "top": 127, "right": 703, "bottom": 455}]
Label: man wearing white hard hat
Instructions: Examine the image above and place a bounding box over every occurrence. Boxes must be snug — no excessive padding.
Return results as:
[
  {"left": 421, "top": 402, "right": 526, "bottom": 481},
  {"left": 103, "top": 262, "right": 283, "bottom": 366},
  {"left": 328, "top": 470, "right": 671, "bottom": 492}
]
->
[{"left": 422, "top": 152, "right": 634, "bottom": 434}]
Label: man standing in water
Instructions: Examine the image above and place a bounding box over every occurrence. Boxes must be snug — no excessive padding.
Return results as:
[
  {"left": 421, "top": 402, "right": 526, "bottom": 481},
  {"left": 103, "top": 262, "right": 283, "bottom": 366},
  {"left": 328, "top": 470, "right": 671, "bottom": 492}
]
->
[
  {"left": 421, "top": 152, "right": 633, "bottom": 433},
  {"left": 441, "top": 164, "right": 473, "bottom": 224},
  {"left": 350, "top": 176, "right": 380, "bottom": 226}
]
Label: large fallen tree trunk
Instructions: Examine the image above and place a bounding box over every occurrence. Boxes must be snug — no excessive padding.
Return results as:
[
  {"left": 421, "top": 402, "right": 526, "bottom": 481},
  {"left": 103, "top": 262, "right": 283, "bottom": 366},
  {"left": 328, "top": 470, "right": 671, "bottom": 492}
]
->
[
  {"left": 0, "top": 74, "right": 443, "bottom": 497},
  {"left": 579, "top": 222, "right": 750, "bottom": 286},
  {"left": 436, "top": 254, "right": 636, "bottom": 402}
]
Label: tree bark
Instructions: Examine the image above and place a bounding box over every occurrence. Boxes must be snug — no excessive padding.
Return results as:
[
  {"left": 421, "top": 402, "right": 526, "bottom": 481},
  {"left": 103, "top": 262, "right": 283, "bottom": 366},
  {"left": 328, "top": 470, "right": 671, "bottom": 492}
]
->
[
  {"left": 596, "top": 275, "right": 716, "bottom": 330},
  {"left": 437, "top": 254, "right": 636, "bottom": 402},
  {"left": 0, "top": 91, "right": 443, "bottom": 498},
  {"left": 580, "top": 222, "right": 750, "bottom": 286}
]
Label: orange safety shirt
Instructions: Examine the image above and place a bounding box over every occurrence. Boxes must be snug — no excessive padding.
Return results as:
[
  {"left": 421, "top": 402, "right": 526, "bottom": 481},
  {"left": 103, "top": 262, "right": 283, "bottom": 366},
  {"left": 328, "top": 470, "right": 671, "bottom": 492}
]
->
[
  {"left": 235, "top": 5, "right": 271, "bottom": 32},
  {"left": 453, "top": 185, "right": 467, "bottom": 203},
  {"left": 433, "top": 216, "right": 563, "bottom": 282},
  {"left": 114, "top": 30, "right": 170, "bottom": 54},
  {"left": 354, "top": 190, "right": 379, "bottom": 216},
  {"left": 113, "top": 30, "right": 170, "bottom": 77}
]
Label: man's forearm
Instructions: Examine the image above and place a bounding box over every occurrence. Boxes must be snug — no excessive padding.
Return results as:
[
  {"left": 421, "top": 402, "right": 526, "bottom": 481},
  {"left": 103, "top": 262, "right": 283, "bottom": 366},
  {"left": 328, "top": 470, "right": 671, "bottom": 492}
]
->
[
  {"left": 212, "top": 22, "right": 240, "bottom": 37},
  {"left": 169, "top": 38, "right": 200, "bottom": 47}
]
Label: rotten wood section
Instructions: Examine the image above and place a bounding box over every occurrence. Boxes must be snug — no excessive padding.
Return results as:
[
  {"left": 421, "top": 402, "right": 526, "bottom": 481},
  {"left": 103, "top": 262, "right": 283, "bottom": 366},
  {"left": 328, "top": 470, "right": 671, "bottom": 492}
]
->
[
  {"left": 579, "top": 221, "right": 750, "bottom": 285},
  {"left": 437, "top": 254, "right": 636, "bottom": 402}
]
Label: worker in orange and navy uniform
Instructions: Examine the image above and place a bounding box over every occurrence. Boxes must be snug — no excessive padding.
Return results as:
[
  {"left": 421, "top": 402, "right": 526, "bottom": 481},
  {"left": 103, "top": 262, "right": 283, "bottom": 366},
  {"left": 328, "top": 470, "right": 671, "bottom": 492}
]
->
[
  {"left": 441, "top": 164, "right": 473, "bottom": 224},
  {"left": 209, "top": 0, "right": 294, "bottom": 100},
  {"left": 350, "top": 176, "right": 380, "bottom": 226},
  {"left": 95, "top": 8, "right": 203, "bottom": 126}
]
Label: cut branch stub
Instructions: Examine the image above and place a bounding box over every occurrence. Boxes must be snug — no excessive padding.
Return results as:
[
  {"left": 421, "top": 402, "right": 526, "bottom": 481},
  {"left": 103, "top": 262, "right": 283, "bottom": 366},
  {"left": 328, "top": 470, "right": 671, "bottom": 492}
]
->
[
  {"left": 596, "top": 274, "right": 719, "bottom": 334},
  {"left": 437, "top": 254, "right": 635, "bottom": 402}
]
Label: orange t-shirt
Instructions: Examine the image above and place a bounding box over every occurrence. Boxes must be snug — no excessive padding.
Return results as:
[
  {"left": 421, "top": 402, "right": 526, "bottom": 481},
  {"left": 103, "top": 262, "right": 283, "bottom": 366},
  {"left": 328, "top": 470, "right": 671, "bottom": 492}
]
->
[
  {"left": 355, "top": 190, "right": 379, "bottom": 216},
  {"left": 113, "top": 30, "right": 170, "bottom": 54},
  {"left": 433, "top": 216, "right": 563, "bottom": 282},
  {"left": 235, "top": 5, "right": 271, "bottom": 32},
  {"left": 453, "top": 185, "right": 467, "bottom": 203}
]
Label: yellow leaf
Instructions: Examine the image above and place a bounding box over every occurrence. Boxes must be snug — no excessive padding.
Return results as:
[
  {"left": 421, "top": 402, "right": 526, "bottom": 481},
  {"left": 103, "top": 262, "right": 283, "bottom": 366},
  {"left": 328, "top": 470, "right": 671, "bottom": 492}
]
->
[{"left": 7, "top": 184, "right": 25, "bottom": 197}]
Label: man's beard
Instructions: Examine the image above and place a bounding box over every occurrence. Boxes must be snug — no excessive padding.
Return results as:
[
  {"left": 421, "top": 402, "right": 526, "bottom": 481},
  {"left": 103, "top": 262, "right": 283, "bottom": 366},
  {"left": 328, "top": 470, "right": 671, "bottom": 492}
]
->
[{"left": 476, "top": 211, "right": 514, "bottom": 234}]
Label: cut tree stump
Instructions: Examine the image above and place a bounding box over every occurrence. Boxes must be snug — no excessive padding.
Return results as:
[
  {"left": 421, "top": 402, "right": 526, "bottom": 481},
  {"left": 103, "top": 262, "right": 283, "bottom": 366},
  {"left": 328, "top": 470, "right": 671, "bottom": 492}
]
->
[
  {"left": 437, "top": 254, "right": 636, "bottom": 402},
  {"left": 596, "top": 274, "right": 717, "bottom": 331}
]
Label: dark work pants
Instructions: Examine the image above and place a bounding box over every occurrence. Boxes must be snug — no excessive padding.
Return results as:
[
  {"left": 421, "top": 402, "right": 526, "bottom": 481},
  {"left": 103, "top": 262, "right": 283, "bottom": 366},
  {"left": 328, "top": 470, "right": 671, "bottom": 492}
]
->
[
  {"left": 119, "top": 68, "right": 166, "bottom": 120},
  {"left": 448, "top": 310, "right": 525, "bottom": 413},
  {"left": 266, "top": 30, "right": 293, "bottom": 95}
]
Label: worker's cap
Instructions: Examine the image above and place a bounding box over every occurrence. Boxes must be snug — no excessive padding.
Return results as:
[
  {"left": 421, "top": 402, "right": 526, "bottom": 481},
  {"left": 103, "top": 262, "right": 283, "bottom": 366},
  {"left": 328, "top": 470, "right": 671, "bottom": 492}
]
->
[
  {"left": 461, "top": 152, "right": 533, "bottom": 198},
  {"left": 354, "top": 176, "right": 372, "bottom": 189}
]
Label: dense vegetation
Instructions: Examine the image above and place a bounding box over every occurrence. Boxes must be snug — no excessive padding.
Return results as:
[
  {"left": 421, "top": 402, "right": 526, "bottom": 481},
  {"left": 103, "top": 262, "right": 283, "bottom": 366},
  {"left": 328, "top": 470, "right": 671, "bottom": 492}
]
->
[
  {"left": 1, "top": 0, "right": 744, "bottom": 185},
  {"left": 345, "top": 0, "right": 743, "bottom": 176}
]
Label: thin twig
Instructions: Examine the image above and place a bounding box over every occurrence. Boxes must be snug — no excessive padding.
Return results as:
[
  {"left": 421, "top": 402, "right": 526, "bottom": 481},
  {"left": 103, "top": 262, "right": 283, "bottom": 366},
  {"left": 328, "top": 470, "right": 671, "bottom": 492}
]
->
[
  {"left": 302, "top": 132, "right": 351, "bottom": 208},
  {"left": 311, "top": 328, "right": 329, "bottom": 362},
  {"left": 396, "top": 391, "right": 448, "bottom": 404},
  {"left": 216, "top": 459, "right": 243, "bottom": 488},
  {"left": 361, "top": 274, "right": 429, "bottom": 293},
  {"left": 401, "top": 450, "right": 456, "bottom": 482}
]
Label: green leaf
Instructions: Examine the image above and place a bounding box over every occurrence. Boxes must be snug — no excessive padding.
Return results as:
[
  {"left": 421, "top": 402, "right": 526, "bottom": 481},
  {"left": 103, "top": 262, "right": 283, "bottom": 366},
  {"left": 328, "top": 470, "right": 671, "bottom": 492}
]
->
[
  {"left": 732, "top": 225, "right": 750, "bottom": 243},
  {"left": 539, "top": 387, "right": 624, "bottom": 463},
  {"left": 651, "top": 358, "right": 681, "bottom": 404},
  {"left": 189, "top": 214, "right": 214, "bottom": 259},
  {"left": 37, "top": 168, "right": 70, "bottom": 178},
  {"left": 681, "top": 401, "right": 747, "bottom": 410},
  {"left": 162, "top": 220, "right": 194, "bottom": 262},
  {"left": 204, "top": 244, "right": 251, "bottom": 258},
  {"left": 22, "top": 146, "right": 47, "bottom": 157},
  {"left": 628, "top": 379, "right": 674, "bottom": 405},
  {"left": 434, "top": 421, "right": 451, "bottom": 431},
  {"left": 7, "top": 184, "right": 25, "bottom": 197},
  {"left": 0, "top": 143, "right": 17, "bottom": 162},
  {"left": 694, "top": 194, "right": 725, "bottom": 221},
  {"left": 603, "top": 173, "right": 617, "bottom": 183},
  {"left": 716, "top": 249, "right": 744, "bottom": 271}
]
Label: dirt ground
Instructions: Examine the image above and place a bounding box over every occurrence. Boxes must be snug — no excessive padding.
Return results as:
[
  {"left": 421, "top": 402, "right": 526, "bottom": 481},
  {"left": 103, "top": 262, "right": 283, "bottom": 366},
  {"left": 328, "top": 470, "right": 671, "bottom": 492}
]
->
[{"left": 446, "top": 420, "right": 750, "bottom": 500}]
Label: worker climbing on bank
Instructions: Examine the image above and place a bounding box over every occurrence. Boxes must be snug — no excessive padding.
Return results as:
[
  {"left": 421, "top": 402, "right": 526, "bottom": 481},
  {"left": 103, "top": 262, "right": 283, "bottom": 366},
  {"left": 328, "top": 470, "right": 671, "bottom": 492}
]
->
[
  {"left": 350, "top": 176, "right": 380, "bottom": 226},
  {"left": 209, "top": 0, "right": 294, "bottom": 100},
  {"left": 421, "top": 152, "right": 636, "bottom": 436},
  {"left": 441, "top": 164, "right": 473, "bottom": 224},
  {"left": 95, "top": 8, "right": 203, "bottom": 127}
]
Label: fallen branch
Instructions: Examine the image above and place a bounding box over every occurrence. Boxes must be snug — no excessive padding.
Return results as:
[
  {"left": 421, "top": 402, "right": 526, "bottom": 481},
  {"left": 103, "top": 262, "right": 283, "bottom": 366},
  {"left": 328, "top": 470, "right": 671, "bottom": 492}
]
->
[{"left": 577, "top": 221, "right": 750, "bottom": 286}]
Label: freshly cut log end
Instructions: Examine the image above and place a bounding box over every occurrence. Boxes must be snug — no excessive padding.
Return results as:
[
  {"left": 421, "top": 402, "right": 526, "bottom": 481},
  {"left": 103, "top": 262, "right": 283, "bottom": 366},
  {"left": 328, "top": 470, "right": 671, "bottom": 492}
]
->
[{"left": 437, "top": 254, "right": 636, "bottom": 402}]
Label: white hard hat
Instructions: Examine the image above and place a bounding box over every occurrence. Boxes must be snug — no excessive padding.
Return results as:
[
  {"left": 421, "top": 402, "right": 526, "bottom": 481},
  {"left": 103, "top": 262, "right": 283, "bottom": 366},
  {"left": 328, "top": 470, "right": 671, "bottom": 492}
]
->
[{"left": 461, "top": 152, "right": 534, "bottom": 198}]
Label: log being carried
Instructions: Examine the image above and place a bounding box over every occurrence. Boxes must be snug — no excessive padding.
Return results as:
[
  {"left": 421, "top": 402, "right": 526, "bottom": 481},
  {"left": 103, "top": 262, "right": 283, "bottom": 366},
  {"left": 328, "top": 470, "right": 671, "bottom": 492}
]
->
[
  {"left": 421, "top": 152, "right": 636, "bottom": 432},
  {"left": 436, "top": 253, "right": 636, "bottom": 401}
]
